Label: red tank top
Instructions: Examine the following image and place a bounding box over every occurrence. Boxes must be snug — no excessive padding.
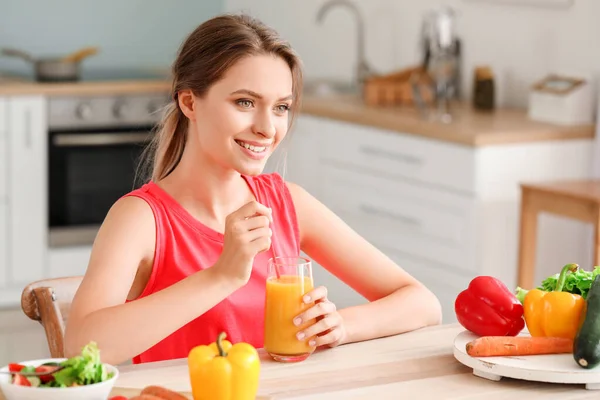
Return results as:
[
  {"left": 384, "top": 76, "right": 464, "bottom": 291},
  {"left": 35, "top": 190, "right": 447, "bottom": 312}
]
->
[{"left": 123, "top": 173, "right": 301, "bottom": 364}]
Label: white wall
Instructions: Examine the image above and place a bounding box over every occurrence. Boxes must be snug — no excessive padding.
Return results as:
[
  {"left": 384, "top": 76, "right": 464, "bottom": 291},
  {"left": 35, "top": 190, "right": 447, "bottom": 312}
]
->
[
  {"left": 225, "top": 0, "right": 600, "bottom": 108},
  {"left": 0, "top": 0, "right": 223, "bottom": 75}
]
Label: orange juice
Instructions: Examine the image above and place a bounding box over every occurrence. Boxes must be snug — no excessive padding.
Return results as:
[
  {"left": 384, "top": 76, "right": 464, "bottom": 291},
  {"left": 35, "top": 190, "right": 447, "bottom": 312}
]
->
[{"left": 264, "top": 274, "right": 315, "bottom": 360}]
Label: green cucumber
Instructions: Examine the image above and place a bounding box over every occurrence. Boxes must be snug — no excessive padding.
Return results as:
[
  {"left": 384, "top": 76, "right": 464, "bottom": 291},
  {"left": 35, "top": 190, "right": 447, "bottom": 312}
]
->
[{"left": 574, "top": 274, "right": 600, "bottom": 369}]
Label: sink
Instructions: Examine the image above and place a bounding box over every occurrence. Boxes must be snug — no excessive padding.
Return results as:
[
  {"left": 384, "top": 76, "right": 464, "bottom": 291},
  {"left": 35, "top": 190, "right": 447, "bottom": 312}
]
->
[{"left": 302, "top": 79, "right": 360, "bottom": 97}]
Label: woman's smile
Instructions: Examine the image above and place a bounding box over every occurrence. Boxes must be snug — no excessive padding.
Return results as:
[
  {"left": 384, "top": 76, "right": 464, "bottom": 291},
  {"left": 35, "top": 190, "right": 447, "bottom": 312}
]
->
[{"left": 234, "top": 139, "right": 271, "bottom": 160}]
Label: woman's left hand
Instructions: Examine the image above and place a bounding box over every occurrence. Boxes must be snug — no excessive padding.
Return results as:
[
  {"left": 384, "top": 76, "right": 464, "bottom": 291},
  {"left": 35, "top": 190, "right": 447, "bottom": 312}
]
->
[{"left": 293, "top": 286, "right": 346, "bottom": 349}]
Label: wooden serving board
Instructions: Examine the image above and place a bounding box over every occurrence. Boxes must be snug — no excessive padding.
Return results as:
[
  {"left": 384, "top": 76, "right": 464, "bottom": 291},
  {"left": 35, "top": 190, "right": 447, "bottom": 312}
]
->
[{"left": 453, "top": 330, "right": 600, "bottom": 390}]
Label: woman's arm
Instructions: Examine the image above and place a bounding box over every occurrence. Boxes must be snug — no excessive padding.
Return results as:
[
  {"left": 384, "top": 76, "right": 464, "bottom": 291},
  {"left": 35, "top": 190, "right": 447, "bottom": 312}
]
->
[
  {"left": 64, "top": 196, "right": 241, "bottom": 365},
  {"left": 286, "top": 182, "right": 442, "bottom": 345}
]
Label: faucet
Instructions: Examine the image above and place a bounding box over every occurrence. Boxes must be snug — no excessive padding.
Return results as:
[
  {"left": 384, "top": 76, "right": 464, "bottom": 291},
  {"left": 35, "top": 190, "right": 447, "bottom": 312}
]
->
[{"left": 316, "top": 0, "right": 374, "bottom": 86}]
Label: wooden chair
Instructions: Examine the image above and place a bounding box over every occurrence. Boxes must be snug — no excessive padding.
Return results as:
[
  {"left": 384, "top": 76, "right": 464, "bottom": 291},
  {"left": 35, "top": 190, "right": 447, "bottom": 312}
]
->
[
  {"left": 517, "top": 180, "right": 600, "bottom": 290},
  {"left": 21, "top": 276, "right": 83, "bottom": 358}
]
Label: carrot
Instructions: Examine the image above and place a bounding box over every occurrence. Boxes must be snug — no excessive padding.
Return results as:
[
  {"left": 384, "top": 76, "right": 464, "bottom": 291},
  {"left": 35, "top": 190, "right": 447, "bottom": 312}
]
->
[
  {"left": 465, "top": 336, "right": 573, "bottom": 357},
  {"left": 141, "top": 385, "right": 189, "bottom": 400},
  {"left": 128, "top": 395, "right": 164, "bottom": 400}
]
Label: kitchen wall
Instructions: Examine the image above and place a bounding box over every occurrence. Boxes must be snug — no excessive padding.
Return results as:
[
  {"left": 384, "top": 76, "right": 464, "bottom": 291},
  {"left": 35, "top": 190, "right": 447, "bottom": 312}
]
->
[
  {"left": 0, "top": 0, "right": 223, "bottom": 76},
  {"left": 225, "top": 0, "right": 600, "bottom": 108}
]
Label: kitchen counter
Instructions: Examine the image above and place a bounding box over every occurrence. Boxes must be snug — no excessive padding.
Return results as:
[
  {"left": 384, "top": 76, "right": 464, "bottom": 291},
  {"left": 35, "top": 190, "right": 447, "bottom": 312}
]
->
[
  {"left": 0, "top": 78, "right": 171, "bottom": 96},
  {"left": 112, "top": 324, "right": 596, "bottom": 399},
  {"left": 301, "top": 94, "right": 595, "bottom": 147}
]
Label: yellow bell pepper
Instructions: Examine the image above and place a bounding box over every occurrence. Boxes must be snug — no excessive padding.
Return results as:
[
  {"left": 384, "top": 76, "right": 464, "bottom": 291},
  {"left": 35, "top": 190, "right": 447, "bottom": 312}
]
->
[
  {"left": 187, "top": 332, "right": 260, "bottom": 400},
  {"left": 523, "top": 263, "right": 587, "bottom": 340}
]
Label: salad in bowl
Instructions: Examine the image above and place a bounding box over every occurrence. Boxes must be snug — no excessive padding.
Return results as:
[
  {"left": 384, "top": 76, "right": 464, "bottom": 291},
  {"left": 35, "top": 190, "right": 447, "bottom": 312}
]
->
[{"left": 0, "top": 341, "right": 118, "bottom": 400}]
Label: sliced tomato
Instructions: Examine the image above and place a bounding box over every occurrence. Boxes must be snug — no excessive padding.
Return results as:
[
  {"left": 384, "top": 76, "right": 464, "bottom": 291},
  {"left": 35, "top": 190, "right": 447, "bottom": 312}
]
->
[
  {"left": 12, "top": 374, "right": 31, "bottom": 386},
  {"left": 34, "top": 365, "right": 58, "bottom": 383},
  {"left": 109, "top": 396, "right": 128, "bottom": 400},
  {"left": 7, "top": 363, "right": 26, "bottom": 373}
]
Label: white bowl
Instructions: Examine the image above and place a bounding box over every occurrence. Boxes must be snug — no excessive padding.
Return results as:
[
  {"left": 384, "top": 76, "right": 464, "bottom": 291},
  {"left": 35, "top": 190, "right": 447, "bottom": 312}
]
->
[{"left": 0, "top": 358, "right": 118, "bottom": 400}]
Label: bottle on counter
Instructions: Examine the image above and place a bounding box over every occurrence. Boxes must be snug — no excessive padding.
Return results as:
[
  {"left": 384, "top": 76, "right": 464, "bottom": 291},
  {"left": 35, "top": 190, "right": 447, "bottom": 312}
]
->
[{"left": 473, "top": 66, "right": 495, "bottom": 111}]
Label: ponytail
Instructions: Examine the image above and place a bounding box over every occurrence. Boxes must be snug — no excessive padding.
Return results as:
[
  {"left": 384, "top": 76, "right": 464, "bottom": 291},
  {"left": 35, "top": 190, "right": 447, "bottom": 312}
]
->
[
  {"left": 152, "top": 102, "right": 188, "bottom": 181},
  {"left": 136, "top": 101, "right": 187, "bottom": 185}
]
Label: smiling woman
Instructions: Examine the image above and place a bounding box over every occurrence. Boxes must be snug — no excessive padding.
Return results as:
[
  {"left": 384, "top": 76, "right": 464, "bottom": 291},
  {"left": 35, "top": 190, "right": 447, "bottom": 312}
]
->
[{"left": 62, "top": 13, "right": 442, "bottom": 366}]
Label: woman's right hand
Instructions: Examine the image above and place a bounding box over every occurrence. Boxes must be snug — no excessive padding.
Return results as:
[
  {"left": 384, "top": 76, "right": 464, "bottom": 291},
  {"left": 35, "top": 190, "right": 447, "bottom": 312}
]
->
[{"left": 214, "top": 201, "right": 273, "bottom": 285}]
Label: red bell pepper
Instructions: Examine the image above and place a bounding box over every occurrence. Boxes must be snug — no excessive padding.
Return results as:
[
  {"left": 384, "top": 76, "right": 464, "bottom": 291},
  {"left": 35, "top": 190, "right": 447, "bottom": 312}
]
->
[{"left": 455, "top": 276, "right": 525, "bottom": 337}]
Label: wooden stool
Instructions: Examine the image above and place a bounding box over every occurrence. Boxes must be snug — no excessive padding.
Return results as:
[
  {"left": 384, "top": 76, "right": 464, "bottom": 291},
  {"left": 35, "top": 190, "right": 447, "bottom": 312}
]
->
[{"left": 517, "top": 180, "right": 600, "bottom": 290}]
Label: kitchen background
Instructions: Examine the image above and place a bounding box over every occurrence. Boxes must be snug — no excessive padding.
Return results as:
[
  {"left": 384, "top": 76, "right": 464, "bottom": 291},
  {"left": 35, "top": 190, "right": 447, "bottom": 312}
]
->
[
  {"left": 1, "top": 0, "right": 599, "bottom": 367},
  {"left": 0, "top": 0, "right": 222, "bottom": 74}
]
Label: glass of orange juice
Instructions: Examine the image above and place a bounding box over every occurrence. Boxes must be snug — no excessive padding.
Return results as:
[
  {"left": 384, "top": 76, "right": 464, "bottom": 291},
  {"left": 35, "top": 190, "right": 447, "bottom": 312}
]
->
[{"left": 264, "top": 256, "right": 315, "bottom": 363}]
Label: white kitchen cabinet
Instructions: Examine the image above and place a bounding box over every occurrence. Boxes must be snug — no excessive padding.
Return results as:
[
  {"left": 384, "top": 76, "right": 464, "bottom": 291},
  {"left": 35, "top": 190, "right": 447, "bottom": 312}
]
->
[
  {"left": 318, "top": 117, "right": 476, "bottom": 194},
  {"left": 0, "top": 98, "right": 6, "bottom": 289},
  {"left": 0, "top": 98, "right": 7, "bottom": 202},
  {"left": 291, "top": 114, "right": 593, "bottom": 321},
  {"left": 320, "top": 164, "right": 478, "bottom": 276},
  {"left": 264, "top": 116, "right": 323, "bottom": 198},
  {"left": 8, "top": 96, "right": 48, "bottom": 285},
  {"left": 48, "top": 246, "right": 92, "bottom": 279},
  {"left": 0, "top": 204, "right": 6, "bottom": 288},
  {"left": 283, "top": 116, "right": 323, "bottom": 198}
]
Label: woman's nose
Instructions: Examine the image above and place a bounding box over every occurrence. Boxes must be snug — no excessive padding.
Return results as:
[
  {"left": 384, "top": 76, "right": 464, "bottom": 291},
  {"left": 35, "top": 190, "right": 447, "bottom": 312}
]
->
[{"left": 253, "top": 111, "right": 276, "bottom": 138}]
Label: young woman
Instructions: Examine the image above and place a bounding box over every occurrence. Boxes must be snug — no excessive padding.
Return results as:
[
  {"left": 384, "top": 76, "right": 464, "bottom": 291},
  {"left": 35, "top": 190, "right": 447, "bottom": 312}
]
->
[{"left": 64, "top": 13, "right": 442, "bottom": 365}]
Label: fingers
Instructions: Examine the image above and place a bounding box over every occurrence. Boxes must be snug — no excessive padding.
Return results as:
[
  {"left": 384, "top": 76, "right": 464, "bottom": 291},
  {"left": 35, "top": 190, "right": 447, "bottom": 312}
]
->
[
  {"left": 239, "top": 215, "right": 271, "bottom": 231},
  {"left": 296, "top": 312, "right": 343, "bottom": 346},
  {"left": 302, "top": 286, "right": 328, "bottom": 304},
  {"left": 291, "top": 287, "right": 345, "bottom": 348},
  {"left": 310, "top": 326, "right": 345, "bottom": 348},
  {"left": 245, "top": 227, "right": 272, "bottom": 242},
  {"left": 229, "top": 201, "right": 273, "bottom": 223},
  {"left": 294, "top": 299, "right": 336, "bottom": 327}
]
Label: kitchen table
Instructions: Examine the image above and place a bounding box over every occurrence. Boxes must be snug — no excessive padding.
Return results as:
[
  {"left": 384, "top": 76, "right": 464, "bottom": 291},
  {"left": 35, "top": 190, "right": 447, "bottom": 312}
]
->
[{"left": 114, "top": 323, "right": 598, "bottom": 399}]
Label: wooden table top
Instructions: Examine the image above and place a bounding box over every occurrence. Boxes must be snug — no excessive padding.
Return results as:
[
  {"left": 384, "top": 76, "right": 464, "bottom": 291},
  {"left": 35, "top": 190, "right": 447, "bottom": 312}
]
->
[
  {"left": 112, "top": 323, "right": 598, "bottom": 399},
  {"left": 521, "top": 179, "right": 600, "bottom": 204}
]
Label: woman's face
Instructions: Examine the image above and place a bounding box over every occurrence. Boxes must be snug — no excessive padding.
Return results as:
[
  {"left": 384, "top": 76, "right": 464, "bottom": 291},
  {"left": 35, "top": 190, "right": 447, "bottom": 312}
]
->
[{"left": 185, "top": 54, "right": 294, "bottom": 177}]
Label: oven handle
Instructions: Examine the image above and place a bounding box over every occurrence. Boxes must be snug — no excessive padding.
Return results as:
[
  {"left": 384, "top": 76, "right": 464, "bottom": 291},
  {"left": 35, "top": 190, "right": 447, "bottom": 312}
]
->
[{"left": 52, "top": 132, "right": 152, "bottom": 147}]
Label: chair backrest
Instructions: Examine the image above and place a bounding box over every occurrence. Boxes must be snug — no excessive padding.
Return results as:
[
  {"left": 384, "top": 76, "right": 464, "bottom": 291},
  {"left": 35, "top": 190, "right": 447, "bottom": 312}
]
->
[{"left": 21, "top": 276, "right": 84, "bottom": 358}]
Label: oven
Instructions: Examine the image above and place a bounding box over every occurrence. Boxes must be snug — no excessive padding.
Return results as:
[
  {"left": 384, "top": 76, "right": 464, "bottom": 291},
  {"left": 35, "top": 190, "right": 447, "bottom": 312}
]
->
[{"left": 47, "top": 93, "right": 169, "bottom": 247}]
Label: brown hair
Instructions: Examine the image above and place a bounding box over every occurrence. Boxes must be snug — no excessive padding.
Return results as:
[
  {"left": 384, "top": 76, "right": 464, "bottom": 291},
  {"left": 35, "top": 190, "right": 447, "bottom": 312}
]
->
[{"left": 138, "top": 13, "right": 303, "bottom": 183}]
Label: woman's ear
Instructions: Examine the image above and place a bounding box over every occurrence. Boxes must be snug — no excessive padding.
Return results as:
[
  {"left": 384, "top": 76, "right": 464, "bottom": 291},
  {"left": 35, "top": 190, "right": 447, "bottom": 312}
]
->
[{"left": 177, "top": 90, "right": 196, "bottom": 121}]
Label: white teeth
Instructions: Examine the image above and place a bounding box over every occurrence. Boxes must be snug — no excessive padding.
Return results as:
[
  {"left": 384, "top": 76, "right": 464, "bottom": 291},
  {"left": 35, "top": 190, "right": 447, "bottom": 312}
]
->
[{"left": 236, "top": 140, "right": 267, "bottom": 153}]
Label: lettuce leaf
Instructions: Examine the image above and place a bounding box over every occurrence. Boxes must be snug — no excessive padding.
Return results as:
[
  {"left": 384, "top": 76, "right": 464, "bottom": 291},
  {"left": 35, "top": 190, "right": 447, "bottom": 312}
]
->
[
  {"left": 515, "top": 266, "right": 600, "bottom": 304},
  {"left": 49, "top": 342, "right": 112, "bottom": 388},
  {"left": 523, "top": 266, "right": 600, "bottom": 300}
]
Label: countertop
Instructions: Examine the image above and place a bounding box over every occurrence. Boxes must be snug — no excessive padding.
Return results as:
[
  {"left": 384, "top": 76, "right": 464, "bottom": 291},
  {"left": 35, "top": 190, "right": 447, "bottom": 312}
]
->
[
  {"left": 301, "top": 94, "right": 596, "bottom": 147},
  {"left": 0, "top": 78, "right": 171, "bottom": 96},
  {"left": 110, "top": 323, "right": 597, "bottom": 399},
  {"left": 0, "top": 78, "right": 595, "bottom": 147}
]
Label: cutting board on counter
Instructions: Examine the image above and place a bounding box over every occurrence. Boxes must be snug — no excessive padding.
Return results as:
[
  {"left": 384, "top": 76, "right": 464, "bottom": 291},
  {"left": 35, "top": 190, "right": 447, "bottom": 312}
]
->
[{"left": 453, "top": 330, "right": 600, "bottom": 390}]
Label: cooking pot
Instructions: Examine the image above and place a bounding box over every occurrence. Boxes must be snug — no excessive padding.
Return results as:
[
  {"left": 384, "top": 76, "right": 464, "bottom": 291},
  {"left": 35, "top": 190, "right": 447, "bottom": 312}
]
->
[{"left": 0, "top": 47, "right": 98, "bottom": 82}]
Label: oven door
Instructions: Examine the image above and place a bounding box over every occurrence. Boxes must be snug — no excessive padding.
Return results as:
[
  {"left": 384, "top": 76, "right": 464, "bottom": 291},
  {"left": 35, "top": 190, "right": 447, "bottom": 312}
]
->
[{"left": 48, "top": 127, "right": 153, "bottom": 247}]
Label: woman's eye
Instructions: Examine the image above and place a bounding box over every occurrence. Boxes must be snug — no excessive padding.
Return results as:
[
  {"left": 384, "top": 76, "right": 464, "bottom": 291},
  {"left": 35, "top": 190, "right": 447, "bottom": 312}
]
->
[
  {"left": 236, "top": 99, "right": 253, "bottom": 108},
  {"left": 275, "top": 104, "right": 290, "bottom": 113}
]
